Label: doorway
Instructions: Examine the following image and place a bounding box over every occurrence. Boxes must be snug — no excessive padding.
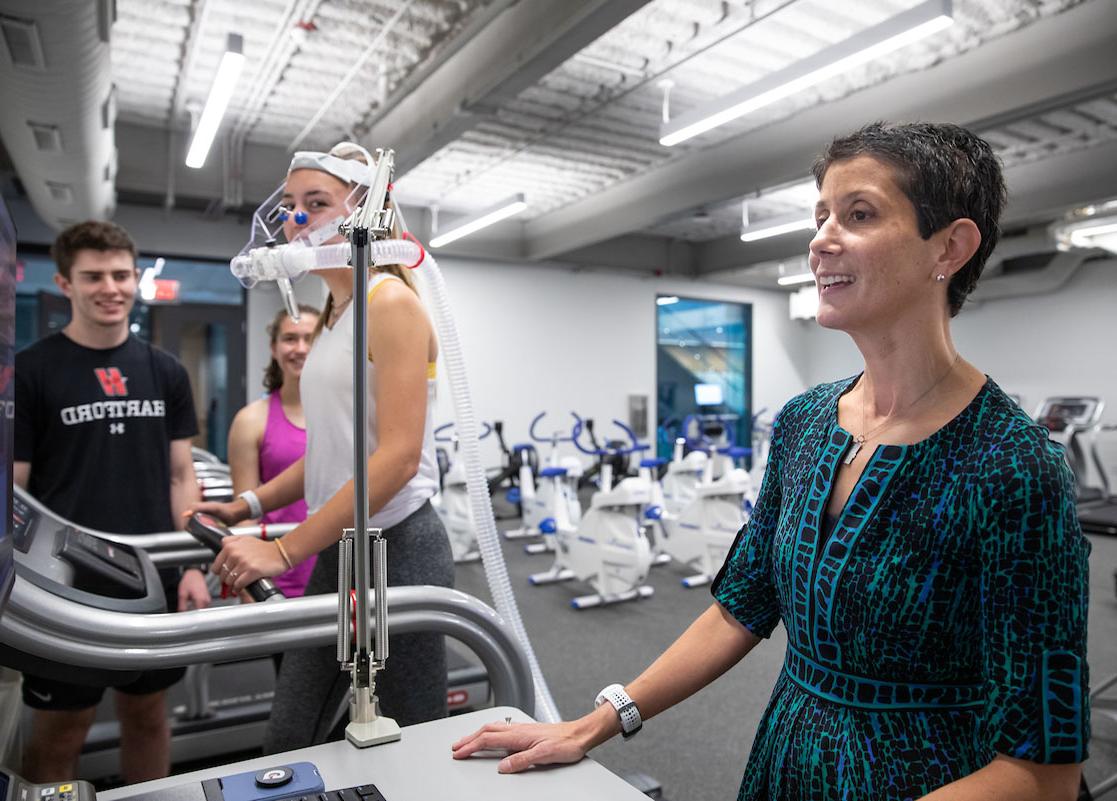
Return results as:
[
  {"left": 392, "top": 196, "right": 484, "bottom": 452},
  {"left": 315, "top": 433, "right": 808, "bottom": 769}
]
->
[{"left": 151, "top": 304, "right": 245, "bottom": 461}]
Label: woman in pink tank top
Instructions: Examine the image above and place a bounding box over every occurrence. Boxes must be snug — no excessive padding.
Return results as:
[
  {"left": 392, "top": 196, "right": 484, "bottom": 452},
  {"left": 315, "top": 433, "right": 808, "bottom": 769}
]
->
[{"left": 227, "top": 305, "right": 320, "bottom": 597}]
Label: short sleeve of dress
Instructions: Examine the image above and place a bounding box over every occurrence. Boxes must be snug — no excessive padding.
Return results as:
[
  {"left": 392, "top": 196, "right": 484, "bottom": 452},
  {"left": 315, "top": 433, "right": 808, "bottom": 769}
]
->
[
  {"left": 710, "top": 406, "right": 785, "bottom": 639},
  {"left": 978, "top": 430, "right": 1090, "bottom": 764}
]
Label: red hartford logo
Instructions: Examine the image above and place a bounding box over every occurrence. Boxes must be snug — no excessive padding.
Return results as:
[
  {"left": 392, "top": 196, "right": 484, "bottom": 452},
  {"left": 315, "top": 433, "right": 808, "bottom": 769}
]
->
[{"left": 94, "top": 367, "right": 128, "bottom": 397}]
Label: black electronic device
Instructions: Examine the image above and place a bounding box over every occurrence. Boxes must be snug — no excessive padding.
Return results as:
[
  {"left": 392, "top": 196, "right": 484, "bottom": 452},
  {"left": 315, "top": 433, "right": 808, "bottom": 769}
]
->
[
  {"left": 0, "top": 768, "right": 96, "bottom": 801},
  {"left": 186, "top": 513, "right": 283, "bottom": 603},
  {"left": 58, "top": 526, "right": 146, "bottom": 597}
]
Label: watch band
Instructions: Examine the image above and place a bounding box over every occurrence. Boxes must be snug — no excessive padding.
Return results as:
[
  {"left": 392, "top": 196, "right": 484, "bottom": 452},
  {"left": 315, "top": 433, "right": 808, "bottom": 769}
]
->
[
  {"left": 595, "top": 683, "right": 642, "bottom": 739},
  {"left": 238, "top": 490, "right": 263, "bottom": 519}
]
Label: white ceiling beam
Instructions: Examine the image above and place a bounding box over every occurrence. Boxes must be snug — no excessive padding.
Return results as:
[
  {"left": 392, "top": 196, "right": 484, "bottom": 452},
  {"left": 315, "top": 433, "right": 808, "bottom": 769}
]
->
[
  {"left": 360, "top": 0, "right": 654, "bottom": 174},
  {"left": 523, "top": 0, "right": 1117, "bottom": 261}
]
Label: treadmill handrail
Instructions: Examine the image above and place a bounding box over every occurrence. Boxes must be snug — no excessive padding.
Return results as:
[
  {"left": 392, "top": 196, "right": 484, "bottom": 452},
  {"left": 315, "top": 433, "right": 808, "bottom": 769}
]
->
[
  {"left": 13, "top": 486, "right": 296, "bottom": 554},
  {"left": 0, "top": 580, "right": 535, "bottom": 715}
]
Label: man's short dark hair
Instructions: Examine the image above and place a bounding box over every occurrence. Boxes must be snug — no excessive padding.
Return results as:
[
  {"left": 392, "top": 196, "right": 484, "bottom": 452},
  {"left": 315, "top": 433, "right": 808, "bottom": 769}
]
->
[
  {"left": 811, "top": 121, "right": 1007, "bottom": 317},
  {"left": 51, "top": 220, "right": 137, "bottom": 280}
]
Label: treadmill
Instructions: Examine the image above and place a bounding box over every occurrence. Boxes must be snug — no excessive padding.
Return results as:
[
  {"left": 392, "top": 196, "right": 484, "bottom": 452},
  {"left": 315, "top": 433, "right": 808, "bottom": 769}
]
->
[
  {"left": 1078, "top": 423, "right": 1117, "bottom": 537},
  {"left": 3, "top": 488, "right": 504, "bottom": 782},
  {"left": 1035, "top": 397, "right": 1117, "bottom": 535}
]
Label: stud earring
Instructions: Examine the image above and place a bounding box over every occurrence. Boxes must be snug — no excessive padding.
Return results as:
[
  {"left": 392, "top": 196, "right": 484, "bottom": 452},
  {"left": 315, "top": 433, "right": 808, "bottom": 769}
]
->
[{"left": 936, "top": 273, "right": 946, "bottom": 282}]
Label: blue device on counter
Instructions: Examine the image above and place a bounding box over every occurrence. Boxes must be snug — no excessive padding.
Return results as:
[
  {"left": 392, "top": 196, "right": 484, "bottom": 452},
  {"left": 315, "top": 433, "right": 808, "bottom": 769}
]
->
[{"left": 202, "top": 763, "right": 323, "bottom": 801}]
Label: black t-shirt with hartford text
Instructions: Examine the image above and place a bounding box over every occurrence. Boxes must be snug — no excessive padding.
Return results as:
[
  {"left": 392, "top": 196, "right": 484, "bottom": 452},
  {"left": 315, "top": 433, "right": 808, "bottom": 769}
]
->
[{"left": 15, "top": 333, "right": 199, "bottom": 535}]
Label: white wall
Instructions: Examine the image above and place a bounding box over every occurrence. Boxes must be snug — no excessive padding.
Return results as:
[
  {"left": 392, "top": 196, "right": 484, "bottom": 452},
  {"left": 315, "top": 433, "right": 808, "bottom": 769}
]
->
[
  {"left": 802, "top": 257, "right": 1117, "bottom": 423},
  {"left": 416, "top": 256, "right": 809, "bottom": 462},
  {"left": 242, "top": 257, "right": 810, "bottom": 464}
]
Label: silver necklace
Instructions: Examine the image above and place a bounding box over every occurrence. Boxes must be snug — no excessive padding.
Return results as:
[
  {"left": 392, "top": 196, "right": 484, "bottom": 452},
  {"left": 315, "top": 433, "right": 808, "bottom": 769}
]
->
[
  {"left": 843, "top": 353, "right": 961, "bottom": 465},
  {"left": 328, "top": 293, "right": 353, "bottom": 326}
]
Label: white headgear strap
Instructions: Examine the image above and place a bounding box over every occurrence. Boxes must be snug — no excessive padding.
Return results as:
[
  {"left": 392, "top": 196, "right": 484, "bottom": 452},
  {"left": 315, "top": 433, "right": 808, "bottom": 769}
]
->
[{"left": 287, "top": 151, "right": 371, "bottom": 187}]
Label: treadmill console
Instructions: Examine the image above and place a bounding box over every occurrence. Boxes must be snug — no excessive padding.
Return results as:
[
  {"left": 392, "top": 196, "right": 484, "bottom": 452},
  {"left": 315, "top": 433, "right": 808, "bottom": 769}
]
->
[
  {"left": 58, "top": 527, "right": 146, "bottom": 597},
  {"left": 0, "top": 769, "right": 96, "bottom": 801},
  {"left": 1036, "top": 397, "right": 1104, "bottom": 433},
  {"left": 11, "top": 494, "right": 37, "bottom": 554},
  {"left": 11, "top": 486, "right": 165, "bottom": 614}
]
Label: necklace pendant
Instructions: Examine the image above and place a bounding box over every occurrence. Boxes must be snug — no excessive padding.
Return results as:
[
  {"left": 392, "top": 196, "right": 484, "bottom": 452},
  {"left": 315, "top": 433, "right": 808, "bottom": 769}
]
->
[{"left": 844, "top": 439, "right": 863, "bottom": 465}]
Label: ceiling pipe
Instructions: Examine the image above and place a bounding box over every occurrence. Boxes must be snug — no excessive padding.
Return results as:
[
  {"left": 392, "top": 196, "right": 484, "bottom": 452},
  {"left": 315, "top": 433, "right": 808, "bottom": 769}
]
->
[
  {"left": 287, "top": 0, "right": 420, "bottom": 151},
  {"left": 0, "top": 0, "right": 116, "bottom": 230}
]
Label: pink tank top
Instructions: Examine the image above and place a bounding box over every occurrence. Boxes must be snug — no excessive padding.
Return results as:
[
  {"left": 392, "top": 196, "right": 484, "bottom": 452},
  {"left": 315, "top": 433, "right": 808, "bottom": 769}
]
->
[{"left": 259, "top": 391, "right": 316, "bottom": 597}]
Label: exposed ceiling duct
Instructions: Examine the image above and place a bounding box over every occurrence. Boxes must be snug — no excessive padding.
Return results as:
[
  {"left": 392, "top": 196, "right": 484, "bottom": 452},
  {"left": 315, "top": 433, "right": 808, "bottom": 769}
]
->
[
  {"left": 970, "top": 233, "right": 1104, "bottom": 304},
  {"left": 0, "top": 0, "right": 117, "bottom": 231}
]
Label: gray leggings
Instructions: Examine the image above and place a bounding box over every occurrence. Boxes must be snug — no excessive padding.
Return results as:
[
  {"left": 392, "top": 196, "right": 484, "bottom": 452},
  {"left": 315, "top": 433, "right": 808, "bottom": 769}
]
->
[{"left": 264, "top": 500, "right": 454, "bottom": 752}]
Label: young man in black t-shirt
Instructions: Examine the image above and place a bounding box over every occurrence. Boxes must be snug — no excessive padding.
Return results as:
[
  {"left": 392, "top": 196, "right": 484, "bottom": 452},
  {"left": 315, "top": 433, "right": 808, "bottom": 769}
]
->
[{"left": 12, "top": 221, "right": 208, "bottom": 783}]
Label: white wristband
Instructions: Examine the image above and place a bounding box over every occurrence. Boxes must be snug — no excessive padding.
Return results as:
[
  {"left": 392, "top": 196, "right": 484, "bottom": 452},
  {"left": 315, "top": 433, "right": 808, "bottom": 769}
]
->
[
  {"left": 238, "top": 490, "right": 263, "bottom": 519},
  {"left": 594, "top": 683, "right": 642, "bottom": 739}
]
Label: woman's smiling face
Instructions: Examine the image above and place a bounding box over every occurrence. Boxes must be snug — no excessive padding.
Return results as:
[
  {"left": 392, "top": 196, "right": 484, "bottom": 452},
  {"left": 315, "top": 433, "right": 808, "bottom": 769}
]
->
[
  {"left": 809, "top": 155, "right": 944, "bottom": 333},
  {"left": 280, "top": 168, "right": 352, "bottom": 246}
]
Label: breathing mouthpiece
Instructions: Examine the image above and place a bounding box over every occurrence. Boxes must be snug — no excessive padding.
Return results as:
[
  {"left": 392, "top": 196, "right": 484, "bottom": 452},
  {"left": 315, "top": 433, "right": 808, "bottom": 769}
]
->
[{"left": 230, "top": 242, "right": 351, "bottom": 287}]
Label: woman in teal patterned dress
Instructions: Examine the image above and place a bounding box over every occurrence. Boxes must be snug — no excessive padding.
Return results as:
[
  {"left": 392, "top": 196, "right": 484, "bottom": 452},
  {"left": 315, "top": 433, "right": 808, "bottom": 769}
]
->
[{"left": 452, "top": 122, "right": 1089, "bottom": 800}]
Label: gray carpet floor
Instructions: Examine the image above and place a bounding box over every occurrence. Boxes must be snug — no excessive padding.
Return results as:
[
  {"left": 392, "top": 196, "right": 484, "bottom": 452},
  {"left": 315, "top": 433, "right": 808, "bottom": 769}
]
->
[{"left": 452, "top": 518, "right": 1117, "bottom": 801}]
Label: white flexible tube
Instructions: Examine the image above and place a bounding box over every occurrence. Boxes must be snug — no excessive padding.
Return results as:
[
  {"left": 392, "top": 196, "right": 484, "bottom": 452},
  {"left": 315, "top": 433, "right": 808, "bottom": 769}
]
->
[{"left": 394, "top": 238, "right": 560, "bottom": 723}]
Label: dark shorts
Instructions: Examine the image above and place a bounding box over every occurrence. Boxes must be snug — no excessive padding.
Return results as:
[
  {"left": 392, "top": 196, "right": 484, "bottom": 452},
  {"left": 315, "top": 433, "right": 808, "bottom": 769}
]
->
[
  {"left": 21, "top": 571, "right": 187, "bottom": 711},
  {"left": 21, "top": 666, "right": 186, "bottom": 711}
]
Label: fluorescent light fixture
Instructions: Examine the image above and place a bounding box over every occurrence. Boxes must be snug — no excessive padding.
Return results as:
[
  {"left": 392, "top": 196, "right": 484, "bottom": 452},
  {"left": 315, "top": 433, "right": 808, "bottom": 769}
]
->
[
  {"left": 789, "top": 285, "right": 819, "bottom": 320},
  {"left": 660, "top": 0, "right": 953, "bottom": 147},
  {"left": 1053, "top": 205, "right": 1117, "bottom": 255},
  {"left": 1062, "top": 219, "right": 1117, "bottom": 254},
  {"left": 429, "top": 194, "right": 527, "bottom": 248},
  {"left": 777, "top": 272, "right": 815, "bottom": 287},
  {"left": 186, "top": 33, "right": 245, "bottom": 169},
  {"left": 741, "top": 213, "right": 815, "bottom": 242},
  {"left": 1069, "top": 220, "right": 1117, "bottom": 248},
  {"left": 656, "top": 296, "right": 680, "bottom": 306}
]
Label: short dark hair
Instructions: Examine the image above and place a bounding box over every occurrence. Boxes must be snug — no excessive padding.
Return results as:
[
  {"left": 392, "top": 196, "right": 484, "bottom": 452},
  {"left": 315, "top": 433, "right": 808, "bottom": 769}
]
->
[
  {"left": 811, "top": 122, "right": 1006, "bottom": 317},
  {"left": 51, "top": 220, "right": 137, "bottom": 280}
]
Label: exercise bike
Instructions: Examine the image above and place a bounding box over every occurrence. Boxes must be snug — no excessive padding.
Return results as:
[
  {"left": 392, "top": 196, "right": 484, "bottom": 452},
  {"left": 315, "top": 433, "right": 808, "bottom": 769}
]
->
[
  {"left": 649, "top": 438, "right": 755, "bottom": 588},
  {"left": 507, "top": 412, "right": 583, "bottom": 547},
  {"left": 528, "top": 419, "right": 654, "bottom": 609},
  {"left": 485, "top": 421, "right": 536, "bottom": 520},
  {"left": 431, "top": 421, "right": 492, "bottom": 563}
]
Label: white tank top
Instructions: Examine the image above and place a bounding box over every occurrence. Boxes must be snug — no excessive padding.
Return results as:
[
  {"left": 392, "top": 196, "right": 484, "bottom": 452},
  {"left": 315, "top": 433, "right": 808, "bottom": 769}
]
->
[{"left": 301, "top": 273, "right": 440, "bottom": 529}]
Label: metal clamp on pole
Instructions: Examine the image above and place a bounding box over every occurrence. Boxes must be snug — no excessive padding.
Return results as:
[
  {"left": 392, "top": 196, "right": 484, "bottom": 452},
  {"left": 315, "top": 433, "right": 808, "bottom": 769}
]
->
[{"left": 340, "top": 148, "right": 401, "bottom": 748}]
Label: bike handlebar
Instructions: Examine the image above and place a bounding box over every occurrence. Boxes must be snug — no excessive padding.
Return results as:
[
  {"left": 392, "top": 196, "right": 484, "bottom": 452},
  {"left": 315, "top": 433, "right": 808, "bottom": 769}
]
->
[
  {"left": 529, "top": 411, "right": 577, "bottom": 444},
  {"left": 434, "top": 421, "right": 492, "bottom": 442}
]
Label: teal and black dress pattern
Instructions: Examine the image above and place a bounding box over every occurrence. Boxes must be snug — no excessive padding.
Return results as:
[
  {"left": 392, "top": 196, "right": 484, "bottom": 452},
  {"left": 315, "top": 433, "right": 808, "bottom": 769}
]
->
[{"left": 712, "top": 376, "right": 1089, "bottom": 800}]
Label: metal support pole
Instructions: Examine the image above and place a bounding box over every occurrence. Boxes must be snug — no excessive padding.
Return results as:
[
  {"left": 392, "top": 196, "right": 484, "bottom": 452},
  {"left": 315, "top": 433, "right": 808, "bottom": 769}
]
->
[{"left": 342, "top": 149, "right": 400, "bottom": 747}]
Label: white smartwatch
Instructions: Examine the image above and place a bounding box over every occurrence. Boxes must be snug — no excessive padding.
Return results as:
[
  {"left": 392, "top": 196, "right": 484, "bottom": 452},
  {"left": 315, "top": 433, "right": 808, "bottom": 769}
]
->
[{"left": 595, "top": 683, "right": 642, "bottom": 739}]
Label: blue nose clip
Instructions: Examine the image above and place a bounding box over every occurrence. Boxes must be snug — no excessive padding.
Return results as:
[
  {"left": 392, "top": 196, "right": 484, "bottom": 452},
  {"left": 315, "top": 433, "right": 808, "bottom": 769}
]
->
[{"left": 278, "top": 210, "right": 309, "bottom": 225}]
